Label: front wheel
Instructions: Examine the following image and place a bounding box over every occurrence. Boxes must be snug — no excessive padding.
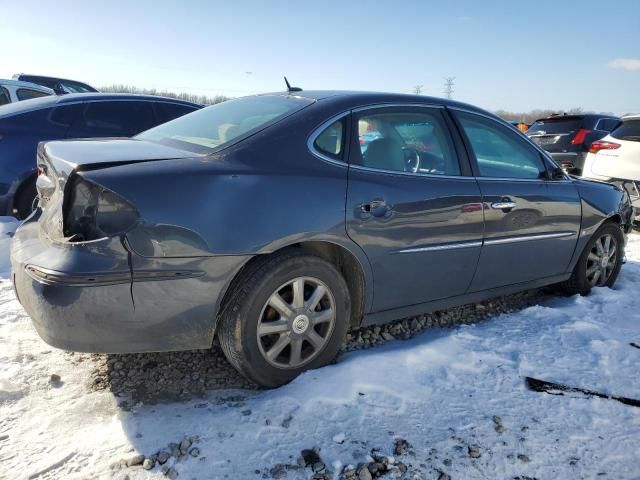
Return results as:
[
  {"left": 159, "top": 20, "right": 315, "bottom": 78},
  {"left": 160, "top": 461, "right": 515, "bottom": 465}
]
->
[
  {"left": 218, "top": 251, "right": 350, "bottom": 388},
  {"left": 562, "top": 223, "right": 624, "bottom": 295}
]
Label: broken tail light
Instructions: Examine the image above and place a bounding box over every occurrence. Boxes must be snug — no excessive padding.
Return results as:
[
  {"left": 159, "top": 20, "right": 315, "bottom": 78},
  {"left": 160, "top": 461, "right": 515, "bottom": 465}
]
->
[{"left": 64, "top": 176, "right": 138, "bottom": 241}]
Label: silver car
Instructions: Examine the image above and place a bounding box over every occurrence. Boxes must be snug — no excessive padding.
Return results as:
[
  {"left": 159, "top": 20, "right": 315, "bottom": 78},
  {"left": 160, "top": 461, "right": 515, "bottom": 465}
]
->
[{"left": 0, "top": 79, "right": 54, "bottom": 105}]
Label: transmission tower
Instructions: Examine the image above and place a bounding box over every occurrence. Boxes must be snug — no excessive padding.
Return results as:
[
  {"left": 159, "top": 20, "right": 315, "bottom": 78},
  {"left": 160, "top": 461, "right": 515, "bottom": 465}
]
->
[
  {"left": 413, "top": 85, "right": 423, "bottom": 95},
  {"left": 443, "top": 77, "right": 455, "bottom": 99}
]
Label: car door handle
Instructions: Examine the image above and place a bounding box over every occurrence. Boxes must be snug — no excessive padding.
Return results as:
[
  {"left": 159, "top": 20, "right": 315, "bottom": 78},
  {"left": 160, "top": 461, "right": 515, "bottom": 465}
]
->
[
  {"left": 360, "top": 199, "right": 389, "bottom": 217},
  {"left": 491, "top": 201, "right": 516, "bottom": 210}
]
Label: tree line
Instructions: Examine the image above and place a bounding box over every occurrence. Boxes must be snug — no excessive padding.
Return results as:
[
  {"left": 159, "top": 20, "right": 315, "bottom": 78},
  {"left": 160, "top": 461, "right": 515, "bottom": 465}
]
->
[
  {"left": 494, "top": 107, "right": 615, "bottom": 124},
  {"left": 99, "top": 84, "right": 230, "bottom": 105}
]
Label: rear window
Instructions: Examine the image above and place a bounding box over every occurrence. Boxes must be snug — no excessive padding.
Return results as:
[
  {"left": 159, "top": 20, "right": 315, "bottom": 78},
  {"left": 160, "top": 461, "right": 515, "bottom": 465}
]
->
[
  {"left": 611, "top": 119, "right": 640, "bottom": 142},
  {"left": 527, "top": 117, "right": 582, "bottom": 135},
  {"left": 137, "top": 95, "right": 313, "bottom": 154}
]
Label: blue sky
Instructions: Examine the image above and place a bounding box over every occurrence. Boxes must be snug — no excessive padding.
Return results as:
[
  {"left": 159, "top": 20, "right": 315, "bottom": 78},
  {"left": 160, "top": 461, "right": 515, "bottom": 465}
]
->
[{"left": 2, "top": 0, "right": 639, "bottom": 114}]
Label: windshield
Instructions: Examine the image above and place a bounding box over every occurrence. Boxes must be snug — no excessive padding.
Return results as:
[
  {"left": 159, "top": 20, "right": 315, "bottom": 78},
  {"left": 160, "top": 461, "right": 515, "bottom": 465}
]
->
[
  {"left": 611, "top": 119, "right": 640, "bottom": 142},
  {"left": 136, "top": 95, "right": 313, "bottom": 153},
  {"left": 527, "top": 117, "right": 581, "bottom": 135}
]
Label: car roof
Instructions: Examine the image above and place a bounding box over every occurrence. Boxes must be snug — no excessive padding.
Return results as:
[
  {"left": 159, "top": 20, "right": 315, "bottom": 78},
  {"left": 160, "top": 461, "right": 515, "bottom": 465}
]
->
[
  {"left": 533, "top": 113, "right": 619, "bottom": 122},
  {"left": 14, "top": 73, "right": 95, "bottom": 86},
  {"left": 0, "top": 93, "right": 202, "bottom": 119},
  {"left": 622, "top": 114, "right": 640, "bottom": 121},
  {"left": 259, "top": 90, "right": 498, "bottom": 117},
  {"left": 0, "top": 78, "right": 55, "bottom": 93}
]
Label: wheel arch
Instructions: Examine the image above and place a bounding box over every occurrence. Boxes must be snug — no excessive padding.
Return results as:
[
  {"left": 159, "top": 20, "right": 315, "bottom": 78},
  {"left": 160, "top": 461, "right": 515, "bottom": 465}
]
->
[{"left": 214, "top": 239, "right": 373, "bottom": 337}]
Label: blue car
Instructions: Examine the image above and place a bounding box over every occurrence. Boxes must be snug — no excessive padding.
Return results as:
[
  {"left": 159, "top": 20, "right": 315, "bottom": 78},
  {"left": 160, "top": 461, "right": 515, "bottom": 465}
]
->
[{"left": 0, "top": 93, "right": 202, "bottom": 218}]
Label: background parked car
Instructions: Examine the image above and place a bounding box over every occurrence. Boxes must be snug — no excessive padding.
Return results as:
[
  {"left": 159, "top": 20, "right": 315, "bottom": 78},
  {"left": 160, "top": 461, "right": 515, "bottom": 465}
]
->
[
  {"left": 526, "top": 113, "right": 620, "bottom": 175},
  {"left": 0, "top": 79, "right": 54, "bottom": 105},
  {"left": 508, "top": 120, "right": 530, "bottom": 133},
  {"left": 0, "top": 93, "right": 202, "bottom": 218},
  {"left": 581, "top": 114, "right": 640, "bottom": 209},
  {"left": 12, "top": 73, "right": 98, "bottom": 94}
]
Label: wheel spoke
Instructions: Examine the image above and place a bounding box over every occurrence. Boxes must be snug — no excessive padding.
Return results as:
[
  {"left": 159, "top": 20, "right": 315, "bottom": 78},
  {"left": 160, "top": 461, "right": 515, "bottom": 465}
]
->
[
  {"left": 586, "top": 263, "right": 600, "bottom": 276},
  {"left": 292, "top": 278, "right": 305, "bottom": 309},
  {"left": 591, "top": 269, "right": 601, "bottom": 286},
  {"left": 290, "top": 338, "right": 303, "bottom": 366},
  {"left": 603, "top": 235, "right": 611, "bottom": 255},
  {"left": 266, "top": 334, "right": 291, "bottom": 361},
  {"left": 258, "top": 319, "right": 289, "bottom": 336},
  {"left": 268, "top": 293, "right": 293, "bottom": 319},
  {"left": 595, "top": 239, "right": 605, "bottom": 256},
  {"left": 305, "top": 329, "right": 325, "bottom": 350},
  {"left": 305, "top": 284, "right": 326, "bottom": 311},
  {"left": 587, "top": 252, "right": 600, "bottom": 263},
  {"left": 311, "top": 309, "right": 333, "bottom": 325}
]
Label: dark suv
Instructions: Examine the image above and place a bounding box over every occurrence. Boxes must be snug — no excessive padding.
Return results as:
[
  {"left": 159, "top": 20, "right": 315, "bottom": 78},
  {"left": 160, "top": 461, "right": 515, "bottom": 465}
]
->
[{"left": 526, "top": 114, "right": 620, "bottom": 175}]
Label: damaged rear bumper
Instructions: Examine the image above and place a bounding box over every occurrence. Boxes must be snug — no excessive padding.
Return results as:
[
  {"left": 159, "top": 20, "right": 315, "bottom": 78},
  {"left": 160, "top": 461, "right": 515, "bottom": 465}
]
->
[{"left": 11, "top": 216, "right": 250, "bottom": 353}]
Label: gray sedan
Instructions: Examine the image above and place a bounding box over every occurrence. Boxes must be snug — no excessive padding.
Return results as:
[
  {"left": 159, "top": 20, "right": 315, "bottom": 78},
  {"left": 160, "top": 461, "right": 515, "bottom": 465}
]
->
[{"left": 11, "top": 90, "right": 634, "bottom": 387}]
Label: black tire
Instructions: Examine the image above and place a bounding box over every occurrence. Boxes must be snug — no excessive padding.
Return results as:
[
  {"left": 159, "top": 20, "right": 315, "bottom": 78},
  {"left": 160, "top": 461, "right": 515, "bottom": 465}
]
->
[
  {"left": 218, "top": 250, "right": 350, "bottom": 388},
  {"left": 13, "top": 178, "right": 37, "bottom": 220},
  {"left": 561, "top": 222, "right": 624, "bottom": 295}
]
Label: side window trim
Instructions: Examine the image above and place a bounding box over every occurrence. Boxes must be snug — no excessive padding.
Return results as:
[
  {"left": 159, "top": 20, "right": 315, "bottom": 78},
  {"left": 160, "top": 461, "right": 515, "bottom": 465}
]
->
[
  {"left": 347, "top": 104, "right": 467, "bottom": 178},
  {"left": 448, "top": 106, "right": 567, "bottom": 182},
  {"left": 307, "top": 112, "right": 351, "bottom": 166}
]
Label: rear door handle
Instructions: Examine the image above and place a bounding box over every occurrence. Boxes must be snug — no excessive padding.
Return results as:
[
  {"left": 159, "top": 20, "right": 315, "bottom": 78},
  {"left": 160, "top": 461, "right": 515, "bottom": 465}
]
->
[{"left": 361, "top": 199, "right": 389, "bottom": 217}]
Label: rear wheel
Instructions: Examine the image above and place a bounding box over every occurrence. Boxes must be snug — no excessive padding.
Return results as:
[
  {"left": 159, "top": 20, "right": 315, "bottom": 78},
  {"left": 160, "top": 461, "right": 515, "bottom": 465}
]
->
[
  {"left": 218, "top": 251, "right": 350, "bottom": 388},
  {"left": 562, "top": 223, "right": 624, "bottom": 295}
]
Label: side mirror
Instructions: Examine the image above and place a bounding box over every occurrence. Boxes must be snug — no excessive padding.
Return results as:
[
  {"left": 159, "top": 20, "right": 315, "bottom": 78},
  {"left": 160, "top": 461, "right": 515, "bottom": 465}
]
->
[{"left": 550, "top": 166, "right": 566, "bottom": 180}]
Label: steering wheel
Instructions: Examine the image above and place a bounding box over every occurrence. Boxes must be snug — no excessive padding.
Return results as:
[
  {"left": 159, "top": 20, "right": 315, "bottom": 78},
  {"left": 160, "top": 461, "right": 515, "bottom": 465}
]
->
[{"left": 402, "top": 147, "right": 421, "bottom": 173}]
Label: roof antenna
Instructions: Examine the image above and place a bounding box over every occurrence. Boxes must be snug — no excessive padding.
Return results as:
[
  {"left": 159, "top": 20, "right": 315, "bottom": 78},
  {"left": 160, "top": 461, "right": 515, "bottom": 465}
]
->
[{"left": 284, "top": 76, "right": 302, "bottom": 93}]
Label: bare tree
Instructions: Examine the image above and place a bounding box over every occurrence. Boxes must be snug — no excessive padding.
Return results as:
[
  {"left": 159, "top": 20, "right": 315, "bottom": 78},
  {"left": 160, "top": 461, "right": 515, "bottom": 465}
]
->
[
  {"left": 100, "top": 84, "right": 230, "bottom": 105},
  {"left": 494, "top": 107, "right": 606, "bottom": 124}
]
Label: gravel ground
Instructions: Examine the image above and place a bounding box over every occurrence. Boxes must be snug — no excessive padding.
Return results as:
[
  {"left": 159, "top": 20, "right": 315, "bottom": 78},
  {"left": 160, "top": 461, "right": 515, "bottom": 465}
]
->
[{"left": 88, "top": 288, "right": 547, "bottom": 404}]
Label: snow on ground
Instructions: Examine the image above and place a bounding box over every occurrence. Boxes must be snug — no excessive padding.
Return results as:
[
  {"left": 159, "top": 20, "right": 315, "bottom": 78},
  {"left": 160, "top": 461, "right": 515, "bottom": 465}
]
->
[{"left": 1, "top": 224, "right": 640, "bottom": 479}]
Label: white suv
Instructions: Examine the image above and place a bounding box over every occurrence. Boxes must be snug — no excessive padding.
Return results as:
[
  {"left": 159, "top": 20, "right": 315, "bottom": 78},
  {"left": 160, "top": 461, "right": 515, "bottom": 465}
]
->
[
  {"left": 582, "top": 115, "right": 640, "bottom": 181},
  {"left": 0, "top": 79, "right": 54, "bottom": 105}
]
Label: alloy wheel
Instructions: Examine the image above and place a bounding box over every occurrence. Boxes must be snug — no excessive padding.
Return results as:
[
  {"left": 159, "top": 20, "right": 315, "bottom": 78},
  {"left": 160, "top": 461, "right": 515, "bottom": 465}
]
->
[
  {"left": 257, "top": 276, "right": 336, "bottom": 369},
  {"left": 586, "top": 233, "right": 618, "bottom": 287}
]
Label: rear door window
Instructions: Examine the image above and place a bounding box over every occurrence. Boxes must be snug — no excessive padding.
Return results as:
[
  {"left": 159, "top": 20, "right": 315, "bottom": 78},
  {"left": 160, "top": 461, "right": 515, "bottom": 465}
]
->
[
  {"left": 352, "top": 108, "right": 460, "bottom": 176},
  {"left": 70, "top": 101, "right": 156, "bottom": 137},
  {"left": 154, "top": 102, "right": 200, "bottom": 124},
  {"left": 611, "top": 119, "right": 640, "bottom": 142}
]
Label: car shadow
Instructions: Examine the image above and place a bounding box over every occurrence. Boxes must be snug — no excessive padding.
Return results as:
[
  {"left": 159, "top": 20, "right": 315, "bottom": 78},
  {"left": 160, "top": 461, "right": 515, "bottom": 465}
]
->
[{"left": 91, "top": 344, "right": 259, "bottom": 406}]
